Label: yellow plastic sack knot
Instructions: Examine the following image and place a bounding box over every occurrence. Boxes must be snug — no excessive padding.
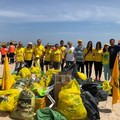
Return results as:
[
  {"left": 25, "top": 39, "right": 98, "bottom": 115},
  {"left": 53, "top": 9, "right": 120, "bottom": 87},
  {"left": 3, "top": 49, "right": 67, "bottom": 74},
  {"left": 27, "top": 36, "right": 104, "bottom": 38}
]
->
[
  {"left": 77, "top": 72, "right": 87, "bottom": 80},
  {"left": 30, "top": 66, "right": 41, "bottom": 78},
  {"left": 19, "top": 67, "right": 31, "bottom": 78},
  {"left": 102, "top": 80, "right": 112, "bottom": 94}
]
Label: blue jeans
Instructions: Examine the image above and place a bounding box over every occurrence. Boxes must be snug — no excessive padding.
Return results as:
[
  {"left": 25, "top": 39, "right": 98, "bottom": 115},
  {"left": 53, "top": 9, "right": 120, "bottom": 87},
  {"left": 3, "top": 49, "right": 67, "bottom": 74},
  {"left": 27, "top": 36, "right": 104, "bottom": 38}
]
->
[{"left": 103, "top": 64, "right": 110, "bottom": 81}]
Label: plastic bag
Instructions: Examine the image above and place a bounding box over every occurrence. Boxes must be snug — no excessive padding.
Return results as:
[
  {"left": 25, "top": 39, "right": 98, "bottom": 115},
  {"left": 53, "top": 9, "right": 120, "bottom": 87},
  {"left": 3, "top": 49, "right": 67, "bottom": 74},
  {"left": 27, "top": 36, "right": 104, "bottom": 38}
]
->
[
  {"left": 35, "top": 107, "right": 67, "bottom": 120},
  {"left": 39, "top": 75, "right": 52, "bottom": 87},
  {"left": 0, "top": 89, "right": 20, "bottom": 112},
  {"left": 19, "top": 67, "right": 31, "bottom": 78},
  {"left": 45, "top": 68, "right": 60, "bottom": 76},
  {"left": 57, "top": 80, "right": 87, "bottom": 120},
  {"left": 30, "top": 66, "right": 41, "bottom": 78},
  {"left": 102, "top": 80, "right": 112, "bottom": 94},
  {"left": 77, "top": 72, "right": 87, "bottom": 80},
  {"left": 39, "top": 68, "right": 60, "bottom": 87}
]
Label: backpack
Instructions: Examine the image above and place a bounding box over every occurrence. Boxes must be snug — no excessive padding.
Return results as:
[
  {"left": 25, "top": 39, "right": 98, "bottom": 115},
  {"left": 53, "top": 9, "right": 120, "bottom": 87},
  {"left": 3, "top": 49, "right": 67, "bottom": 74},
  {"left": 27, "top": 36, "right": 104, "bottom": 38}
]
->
[{"left": 81, "top": 91, "right": 100, "bottom": 120}]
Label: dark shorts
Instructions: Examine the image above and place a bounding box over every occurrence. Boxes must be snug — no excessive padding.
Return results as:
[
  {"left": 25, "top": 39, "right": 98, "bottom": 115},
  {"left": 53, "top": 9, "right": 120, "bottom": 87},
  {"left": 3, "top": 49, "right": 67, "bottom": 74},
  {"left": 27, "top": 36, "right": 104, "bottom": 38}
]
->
[
  {"left": 44, "top": 61, "right": 52, "bottom": 65},
  {"left": 9, "top": 52, "right": 15, "bottom": 58},
  {"left": 1, "top": 55, "right": 5, "bottom": 58},
  {"left": 53, "top": 62, "right": 60, "bottom": 69}
]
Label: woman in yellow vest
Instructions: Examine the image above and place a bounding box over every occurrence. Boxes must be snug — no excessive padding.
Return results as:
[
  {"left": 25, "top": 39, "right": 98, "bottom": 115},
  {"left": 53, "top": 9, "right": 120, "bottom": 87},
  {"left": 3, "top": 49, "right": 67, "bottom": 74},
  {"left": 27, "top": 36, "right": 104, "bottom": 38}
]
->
[
  {"left": 83, "top": 41, "right": 94, "bottom": 78},
  {"left": 14, "top": 41, "right": 25, "bottom": 71},
  {"left": 52, "top": 44, "right": 62, "bottom": 70},
  {"left": 24, "top": 42, "right": 34, "bottom": 68},
  {"left": 44, "top": 43, "right": 53, "bottom": 71},
  {"left": 93, "top": 41, "right": 103, "bottom": 80},
  {"left": 102, "top": 43, "right": 110, "bottom": 81}
]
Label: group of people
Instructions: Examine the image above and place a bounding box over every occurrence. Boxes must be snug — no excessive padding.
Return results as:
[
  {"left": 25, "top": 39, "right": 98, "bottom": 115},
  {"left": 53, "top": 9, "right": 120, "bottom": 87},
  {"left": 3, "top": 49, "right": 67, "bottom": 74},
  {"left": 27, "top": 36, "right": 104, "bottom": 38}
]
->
[
  {"left": 73, "top": 39, "right": 120, "bottom": 81},
  {"left": 0, "top": 38, "right": 120, "bottom": 81},
  {"left": 0, "top": 42, "right": 15, "bottom": 64}
]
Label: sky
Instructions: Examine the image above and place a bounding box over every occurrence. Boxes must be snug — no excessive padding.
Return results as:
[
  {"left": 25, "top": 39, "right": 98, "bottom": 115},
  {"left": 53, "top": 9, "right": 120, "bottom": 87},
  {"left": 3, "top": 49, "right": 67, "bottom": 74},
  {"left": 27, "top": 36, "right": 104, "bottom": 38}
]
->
[{"left": 0, "top": 0, "right": 120, "bottom": 47}]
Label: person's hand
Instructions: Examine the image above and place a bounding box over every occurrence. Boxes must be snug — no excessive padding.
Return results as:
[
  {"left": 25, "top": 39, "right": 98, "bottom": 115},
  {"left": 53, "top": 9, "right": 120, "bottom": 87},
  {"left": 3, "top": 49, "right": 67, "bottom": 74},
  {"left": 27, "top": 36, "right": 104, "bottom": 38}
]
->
[{"left": 15, "top": 60, "right": 18, "bottom": 63}]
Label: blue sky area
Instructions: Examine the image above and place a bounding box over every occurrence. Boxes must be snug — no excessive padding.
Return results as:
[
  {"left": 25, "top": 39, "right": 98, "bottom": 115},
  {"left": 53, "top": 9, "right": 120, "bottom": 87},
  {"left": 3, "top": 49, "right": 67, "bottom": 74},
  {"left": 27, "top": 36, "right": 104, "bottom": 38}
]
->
[{"left": 0, "top": 0, "right": 120, "bottom": 47}]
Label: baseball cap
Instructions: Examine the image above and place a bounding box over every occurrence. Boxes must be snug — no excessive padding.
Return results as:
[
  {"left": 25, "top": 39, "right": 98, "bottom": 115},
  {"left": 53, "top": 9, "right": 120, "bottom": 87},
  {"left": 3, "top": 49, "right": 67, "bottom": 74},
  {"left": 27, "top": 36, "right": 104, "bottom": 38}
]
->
[
  {"left": 78, "top": 39, "right": 82, "bottom": 42},
  {"left": 104, "top": 43, "right": 109, "bottom": 46},
  {"left": 28, "top": 42, "right": 32, "bottom": 45},
  {"left": 47, "top": 43, "right": 51, "bottom": 46}
]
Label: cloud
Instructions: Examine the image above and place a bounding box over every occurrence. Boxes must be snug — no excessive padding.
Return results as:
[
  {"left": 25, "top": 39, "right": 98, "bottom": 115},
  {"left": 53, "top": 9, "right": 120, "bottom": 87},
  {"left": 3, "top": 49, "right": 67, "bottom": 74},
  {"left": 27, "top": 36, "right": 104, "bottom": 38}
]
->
[
  {"left": 0, "top": 3, "right": 120, "bottom": 24},
  {"left": 0, "top": 10, "right": 27, "bottom": 18}
]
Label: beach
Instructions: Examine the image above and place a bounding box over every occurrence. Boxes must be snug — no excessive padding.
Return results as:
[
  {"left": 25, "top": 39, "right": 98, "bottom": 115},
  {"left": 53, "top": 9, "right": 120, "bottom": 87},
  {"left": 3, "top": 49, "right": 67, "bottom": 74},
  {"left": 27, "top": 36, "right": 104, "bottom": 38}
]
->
[{"left": 0, "top": 63, "right": 120, "bottom": 120}]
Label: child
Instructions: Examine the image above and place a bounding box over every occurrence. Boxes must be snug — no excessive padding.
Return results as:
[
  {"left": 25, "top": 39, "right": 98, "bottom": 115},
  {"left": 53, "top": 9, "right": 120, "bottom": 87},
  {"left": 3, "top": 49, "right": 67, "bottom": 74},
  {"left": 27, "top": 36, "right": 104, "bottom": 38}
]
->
[
  {"left": 102, "top": 43, "right": 110, "bottom": 81},
  {"left": 34, "top": 55, "right": 40, "bottom": 68}
]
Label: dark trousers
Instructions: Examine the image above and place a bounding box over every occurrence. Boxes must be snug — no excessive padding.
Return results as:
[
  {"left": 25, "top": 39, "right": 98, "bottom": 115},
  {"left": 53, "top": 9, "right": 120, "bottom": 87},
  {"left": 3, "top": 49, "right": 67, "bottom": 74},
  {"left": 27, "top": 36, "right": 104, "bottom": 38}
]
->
[
  {"left": 94, "top": 61, "right": 102, "bottom": 79},
  {"left": 24, "top": 60, "right": 32, "bottom": 68},
  {"left": 9, "top": 52, "right": 15, "bottom": 64},
  {"left": 1, "top": 55, "right": 5, "bottom": 64},
  {"left": 85, "top": 61, "right": 93, "bottom": 78},
  {"left": 40, "top": 58, "right": 44, "bottom": 71},
  {"left": 61, "top": 59, "right": 65, "bottom": 71},
  {"left": 76, "top": 61, "right": 84, "bottom": 73}
]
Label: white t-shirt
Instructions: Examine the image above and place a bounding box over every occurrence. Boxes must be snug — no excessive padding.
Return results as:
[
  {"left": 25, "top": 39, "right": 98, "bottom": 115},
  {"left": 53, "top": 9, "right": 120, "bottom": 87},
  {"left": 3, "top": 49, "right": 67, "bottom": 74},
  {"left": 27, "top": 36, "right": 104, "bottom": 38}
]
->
[{"left": 66, "top": 47, "right": 75, "bottom": 61}]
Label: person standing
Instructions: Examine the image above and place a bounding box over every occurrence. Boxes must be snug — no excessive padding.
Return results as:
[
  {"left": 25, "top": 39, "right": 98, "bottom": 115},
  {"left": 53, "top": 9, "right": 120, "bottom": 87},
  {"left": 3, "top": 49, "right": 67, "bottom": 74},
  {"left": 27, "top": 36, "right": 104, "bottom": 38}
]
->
[
  {"left": 33, "top": 39, "right": 45, "bottom": 71},
  {"left": 24, "top": 42, "right": 34, "bottom": 68},
  {"left": 65, "top": 42, "right": 76, "bottom": 66},
  {"left": 108, "top": 39, "right": 120, "bottom": 74},
  {"left": 93, "top": 41, "right": 103, "bottom": 80},
  {"left": 59, "top": 40, "right": 66, "bottom": 71},
  {"left": 102, "top": 43, "right": 110, "bottom": 81},
  {"left": 75, "top": 39, "right": 85, "bottom": 73},
  {"left": 8, "top": 42, "right": 15, "bottom": 64},
  {"left": 44, "top": 43, "right": 53, "bottom": 71},
  {"left": 14, "top": 41, "right": 25, "bottom": 71},
  {"left": 83, "top": 41, "right": 94, "bottom": 78},
  {"left": 0, "top": 43, "right": 8, "bottom": 64},
  {"left": 52, "top": 44, "right": 62, "bottom": 70}
]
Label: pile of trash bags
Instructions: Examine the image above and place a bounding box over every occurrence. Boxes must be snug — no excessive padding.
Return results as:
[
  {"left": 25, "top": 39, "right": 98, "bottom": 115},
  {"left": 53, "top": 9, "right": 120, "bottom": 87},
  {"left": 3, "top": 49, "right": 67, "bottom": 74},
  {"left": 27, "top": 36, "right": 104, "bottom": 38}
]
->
[{"left": 0, "top": 64, "right": 112, "bottom": 120}]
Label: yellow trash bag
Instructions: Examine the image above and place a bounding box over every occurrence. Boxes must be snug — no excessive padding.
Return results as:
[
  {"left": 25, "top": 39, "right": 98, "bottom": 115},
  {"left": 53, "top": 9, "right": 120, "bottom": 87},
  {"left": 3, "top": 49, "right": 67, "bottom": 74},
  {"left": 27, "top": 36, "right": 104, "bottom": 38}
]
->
[
  {"left": 39, "top": 68, "right": 60, "bottom": 87},
  {"left": 39, "top": 75, "right": 52, "bottom": 87},
  {"left": 57, "top": 80, "right": 87, "bottom": 120},
  {"left": 0, "top": 89, "right": 20, "bottom": 112},
  {"left": 102, "top": 80, "right": 112, "bottom": 94},
  {"left": 77, "top": 72, "right": 87, "bottom": 80},
  {"left": 19, "top": 67, "right": 31, "bottom": 78},
  {"left": 45, "top": 68, "right": 60, "bottom": 75},
  {"left": 30, "top": 66, "right": 41, "bottom": 78},
  {"left": 12, "top": 74, "right": 21, "bottom": 81}
]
